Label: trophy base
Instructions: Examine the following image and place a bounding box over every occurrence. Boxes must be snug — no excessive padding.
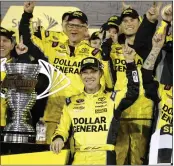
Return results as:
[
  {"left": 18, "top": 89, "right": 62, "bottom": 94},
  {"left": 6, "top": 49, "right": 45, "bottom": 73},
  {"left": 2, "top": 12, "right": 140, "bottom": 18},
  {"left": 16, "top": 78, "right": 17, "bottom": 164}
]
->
[{"left": 3, "top": 133, "right": 36, "bottom": 143}]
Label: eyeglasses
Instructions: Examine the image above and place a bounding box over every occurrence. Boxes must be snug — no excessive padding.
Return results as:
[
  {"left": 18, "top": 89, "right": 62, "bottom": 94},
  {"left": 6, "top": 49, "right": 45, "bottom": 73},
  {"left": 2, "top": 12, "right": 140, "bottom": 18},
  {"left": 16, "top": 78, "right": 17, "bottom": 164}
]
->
[{"left": 67, "top": 23, "right": 87, "bottom": 29}]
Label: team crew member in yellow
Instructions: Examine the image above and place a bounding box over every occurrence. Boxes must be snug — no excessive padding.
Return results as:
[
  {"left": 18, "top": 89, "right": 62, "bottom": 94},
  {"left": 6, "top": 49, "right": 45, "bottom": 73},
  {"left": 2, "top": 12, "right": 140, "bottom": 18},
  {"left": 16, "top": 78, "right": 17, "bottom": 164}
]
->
[
  {"left": 107, "top": 3, "right": 163, "bottom": 165},
  {"left": 0, "top": 27, "right": 31, "bottom": 130},
  {"left": 19, "top": 1, "right": 113, "bottom": 144},
  {"left": 141, "top": 20, "right": 173, "bottom": 164},
  {"left": 50, "top": 53, "right": 140, "bottom": 165}
]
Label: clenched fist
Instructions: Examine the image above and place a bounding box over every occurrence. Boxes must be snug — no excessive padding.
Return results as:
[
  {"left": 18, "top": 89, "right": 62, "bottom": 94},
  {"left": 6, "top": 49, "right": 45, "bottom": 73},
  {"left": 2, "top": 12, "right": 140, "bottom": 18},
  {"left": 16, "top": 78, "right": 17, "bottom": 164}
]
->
[{"left": 24, "top": 1, "right": 35, "bottom": 13}]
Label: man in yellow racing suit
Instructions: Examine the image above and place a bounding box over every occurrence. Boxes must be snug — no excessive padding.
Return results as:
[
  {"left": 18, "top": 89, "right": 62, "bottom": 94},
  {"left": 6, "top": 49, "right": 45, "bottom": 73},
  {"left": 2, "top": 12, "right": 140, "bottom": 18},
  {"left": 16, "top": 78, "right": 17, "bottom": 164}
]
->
[
  {"left": 19, "top": 3, "right": 113, "bottom": 143},
  {"left": 50, "top": 55, "right": 140, "bottom": 165}
]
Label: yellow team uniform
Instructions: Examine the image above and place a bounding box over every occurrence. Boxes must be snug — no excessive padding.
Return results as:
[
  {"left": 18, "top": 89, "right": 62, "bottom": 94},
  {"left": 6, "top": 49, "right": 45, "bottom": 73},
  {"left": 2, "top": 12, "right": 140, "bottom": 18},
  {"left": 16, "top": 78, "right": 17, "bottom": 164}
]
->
[
  {"left": 110, "top": 43, "right": 153, "bottom": 165},
  {"left": 31, "top": 34, "right": 113, "bottom": 143}
]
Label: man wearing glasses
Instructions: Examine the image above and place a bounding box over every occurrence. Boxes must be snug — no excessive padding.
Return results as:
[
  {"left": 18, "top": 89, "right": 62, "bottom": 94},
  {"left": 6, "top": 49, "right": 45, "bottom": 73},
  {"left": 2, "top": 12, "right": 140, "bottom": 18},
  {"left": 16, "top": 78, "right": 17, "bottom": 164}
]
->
[{"left": 19, "top": 2, "right": 113, "bottom": 144}]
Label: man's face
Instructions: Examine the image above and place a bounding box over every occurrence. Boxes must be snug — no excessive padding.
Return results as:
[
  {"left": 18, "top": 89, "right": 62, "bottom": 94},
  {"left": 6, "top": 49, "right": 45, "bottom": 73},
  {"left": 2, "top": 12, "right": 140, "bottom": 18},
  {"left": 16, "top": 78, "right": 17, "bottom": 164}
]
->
[
  {"left": 121, "top": 17, "right": 140, "bottom": 36},
  {"left": 62, "top": 15, "right": 69, "bottom": 34},
  {"left": 0, "top": 35, "right": 14, "bottom": 59},
  {"left": 90, "top": 39, "right": 101, "bottom": 49},
  {"left": 66, "top": 19, "right": 87, "bottom": 43},
  {"left": 80, "top": 68, "right": 102, "bottom": 92}
]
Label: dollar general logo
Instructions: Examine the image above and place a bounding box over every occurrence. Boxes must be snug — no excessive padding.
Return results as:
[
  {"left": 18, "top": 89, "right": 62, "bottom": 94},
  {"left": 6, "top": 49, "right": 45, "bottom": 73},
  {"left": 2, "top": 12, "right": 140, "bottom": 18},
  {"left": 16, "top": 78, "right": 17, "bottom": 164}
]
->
[
  {"left": 109, "top": 16, "right": 118, "bottom": 21},
  {"left": 44, "top": 13, "right": 58, "bottom": 30},
  {"left": 123, "top": 9, "right": 133, "bottom": 14},
  {"left": 73, "top": 11, "right": 83, "bottom": 17}
]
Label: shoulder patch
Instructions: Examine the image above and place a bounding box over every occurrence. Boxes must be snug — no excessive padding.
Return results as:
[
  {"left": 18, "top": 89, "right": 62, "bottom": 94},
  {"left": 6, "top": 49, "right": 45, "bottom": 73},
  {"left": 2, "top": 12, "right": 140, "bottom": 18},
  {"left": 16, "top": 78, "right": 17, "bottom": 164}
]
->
[
  {"left": 164, "top": 85, "right": 172, "bottom": 91},
  {"left": 45, "top": 31, "right": 50, "bottom": 37},
  {"left": 110, "top": 91, "right": 117, "bottom": 101},
  {"left": 66, "top": 97, "right": 71, "bottom": 106},
  {"left": 52, "top": 36, "right": 59, "bottom": 41},
  {"left": 52, "top": 42, "right": 59, "bottom": 47},
  {"left": 92, "top": 48, "right": 100, "bottom": 56}
]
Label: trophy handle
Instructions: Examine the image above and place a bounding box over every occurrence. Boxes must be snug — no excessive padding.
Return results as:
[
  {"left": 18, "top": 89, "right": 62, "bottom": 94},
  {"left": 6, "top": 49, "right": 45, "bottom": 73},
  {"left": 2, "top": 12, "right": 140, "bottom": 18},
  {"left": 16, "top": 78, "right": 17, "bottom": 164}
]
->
[
  {"left": 36, "top": 59, "right": 70, "bottom": 100},
  {"left": 1, "top": 58, "right": 7, "bottom": 98}
]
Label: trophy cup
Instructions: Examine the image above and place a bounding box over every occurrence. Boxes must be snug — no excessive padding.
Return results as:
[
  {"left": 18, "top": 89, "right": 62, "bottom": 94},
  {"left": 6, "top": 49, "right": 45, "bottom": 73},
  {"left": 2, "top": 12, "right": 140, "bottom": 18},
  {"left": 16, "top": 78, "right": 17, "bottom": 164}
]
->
[{"left": 1, "top": 59, "right": 70, "bottom": 143}]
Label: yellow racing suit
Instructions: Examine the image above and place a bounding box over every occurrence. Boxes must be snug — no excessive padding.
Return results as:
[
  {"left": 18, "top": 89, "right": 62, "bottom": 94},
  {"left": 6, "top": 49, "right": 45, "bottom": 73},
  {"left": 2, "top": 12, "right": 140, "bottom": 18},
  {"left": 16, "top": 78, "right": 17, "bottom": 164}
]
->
[
  {"left": 52, "top": 62, "right": 140, "bottom": 165},
  {"left": 141, "top": 67, "right": 173, "bottom": 164},
  {"left": 110, "top": 43, "right": 153, "bottom": 165},
  {"left": 19, "top": 11, "right": 113, "bottom": 143}
]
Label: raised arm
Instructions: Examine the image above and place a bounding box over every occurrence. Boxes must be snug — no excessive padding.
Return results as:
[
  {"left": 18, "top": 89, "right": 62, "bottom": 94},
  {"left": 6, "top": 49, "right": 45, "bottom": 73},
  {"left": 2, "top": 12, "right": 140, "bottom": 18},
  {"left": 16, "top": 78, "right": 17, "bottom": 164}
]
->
[
  {"left": 141, "top": 27, "right": 167, "bottom": 102},
  {"left": 114, "top": 43, "right": 139, "bottom": 119},
  {"left": 133, "top": 2, "right": 161, "bottom": 60},
  {"left": 19, "top": 1, "right": 48, "bottom": 61}
]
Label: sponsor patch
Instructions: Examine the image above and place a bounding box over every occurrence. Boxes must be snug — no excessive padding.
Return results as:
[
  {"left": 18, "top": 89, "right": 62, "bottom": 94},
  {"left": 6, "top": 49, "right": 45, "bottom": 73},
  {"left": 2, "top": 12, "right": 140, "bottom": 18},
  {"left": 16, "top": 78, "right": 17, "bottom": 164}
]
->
[
  {"left": 45, "top": 31, "right": 50, "bottom": 37},
  {"left": 132, "top": 70, "right": 139, "bottom": 82},
  {"left": 66, "top": 97, "right": 71, "bottom": 105},
  {"left": 164, "top": 85, "right": 172, "bottom": 90},
  {"left": 92, "top": 48, "right": 100, "bottom": 56},
  {"left": 98, "top": 97, "right": 106, "bottom": 102},
  {"left": 76, "top": 99, "right": 84, "bottom": 103},
  {"left": 59, "top": 44, "right": 65, "bottom": 49},
  {"left": 52, "top": 42, "right": 58, "bottom": 47},
  {"left": 95, "top": 108, "right": 107, "bottom": 114}
]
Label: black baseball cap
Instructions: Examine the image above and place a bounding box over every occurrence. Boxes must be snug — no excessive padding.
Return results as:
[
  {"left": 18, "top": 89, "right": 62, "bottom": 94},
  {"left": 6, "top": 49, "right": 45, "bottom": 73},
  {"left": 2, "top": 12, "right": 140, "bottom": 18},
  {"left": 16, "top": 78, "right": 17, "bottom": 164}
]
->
[
  {"left": 107, "top": 15, "right": 121, "bottom": 26},
  {"left": 62, "top": 11, "right": 72, "bottom": 21},
  {"left": 0, "top": 27, "right": 15, "bottom": 41},
  {"left": 100, "top": 21, "right": 119, "bottom": 32},
  {"left": 90, "top": 31, "right": 100, "bottom": 40},
  {"left": 68, "top": 11, "right": 88, "bottom": 24},
  {"left": 80, "top": 57, "right": 103, "bottom": 72},
  {"left": 120, "top": 8, "right": 139, "bottom": 22}
]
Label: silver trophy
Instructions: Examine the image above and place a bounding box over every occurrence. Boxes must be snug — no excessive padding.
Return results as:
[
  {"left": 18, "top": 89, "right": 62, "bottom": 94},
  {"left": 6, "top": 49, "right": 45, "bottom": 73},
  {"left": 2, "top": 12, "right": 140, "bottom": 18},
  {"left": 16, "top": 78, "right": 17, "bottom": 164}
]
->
[{"left": 1, "top": 59, "right": 70, "bottom": 143}]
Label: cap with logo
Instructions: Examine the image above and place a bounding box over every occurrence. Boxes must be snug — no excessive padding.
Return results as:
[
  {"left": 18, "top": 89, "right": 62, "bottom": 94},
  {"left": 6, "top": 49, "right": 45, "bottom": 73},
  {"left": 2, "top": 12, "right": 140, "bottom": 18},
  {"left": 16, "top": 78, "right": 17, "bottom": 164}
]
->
[
  {"left": 100, "top": 21, "right": 119, "bottom": 33},
  {"left": 68, "top": 11, "right": 88, "bottom": 24},
  {"left": 0, "top": 27, "right": 15, "bottom": 40},
  {"left": 62, "top": 11, "right": 72, "bottom": 21},
  {"left": 90, "top": 31, "right": 100, "bottom": 40},
  {"left": 107, "top": 15, "right": 121, "bottom": 26},
  {"left": 120, "top": 8, "right": 139, "bottom": 22},
  {"left": 80, "top": 57, "right": 103, "bottom": 72}
]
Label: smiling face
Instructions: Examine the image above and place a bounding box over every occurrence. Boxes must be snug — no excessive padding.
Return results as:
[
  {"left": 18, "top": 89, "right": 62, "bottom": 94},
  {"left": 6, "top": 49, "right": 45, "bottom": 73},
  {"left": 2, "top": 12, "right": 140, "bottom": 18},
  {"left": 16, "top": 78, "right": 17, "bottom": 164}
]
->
[
  {"left": 66, "top": 19, "right": 87, "bottom": 43},
  {"left": 0, "top": 35, "right": 14, "bottom": 59},
  {"left": 121, "top": 17, "right": 140, "bottom": 36},
  {"left": 80, "top": 68, "right": 102, "bottom": 93}
]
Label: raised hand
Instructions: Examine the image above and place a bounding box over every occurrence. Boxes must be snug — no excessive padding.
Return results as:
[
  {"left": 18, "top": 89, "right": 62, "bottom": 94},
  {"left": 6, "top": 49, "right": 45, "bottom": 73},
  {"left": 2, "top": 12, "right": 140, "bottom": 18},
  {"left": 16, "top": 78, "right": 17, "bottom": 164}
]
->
[
  {"left": 161, "top": 4, "right": 172, "bottom": 23},
  {"left": 146, "top": 2, "right": 162, "bottom": 23},
  {"left": 123, "top": 40, "right": 136, "bottom": 63},
  {"left": 15, "top": 36, "right": 28, "bottom": 55},
  {"left": 122, "top": 1, "right": 132, "bottom": 11},
  {"left": 24, "top": 1, "right": 35, "bottom": 13},
  {"left": 152, "top": 27, "right": 166, "bottom": 49}
]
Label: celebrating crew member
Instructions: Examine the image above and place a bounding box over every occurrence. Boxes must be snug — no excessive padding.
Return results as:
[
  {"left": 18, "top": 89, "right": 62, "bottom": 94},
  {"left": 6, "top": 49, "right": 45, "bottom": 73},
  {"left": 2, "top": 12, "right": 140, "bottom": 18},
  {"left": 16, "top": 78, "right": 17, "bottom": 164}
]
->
[
  {"left": 50, "top": 47, "right": 140, "bottom": 165},
  {"left": 0, "top": 27, "right": 31, "bottom": 131},
  {"left": 19, "top": 1, "right": 113, "bottom": 144},
  {"left": 141, "top": 25, "right": 173, "bottom": 165}
]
